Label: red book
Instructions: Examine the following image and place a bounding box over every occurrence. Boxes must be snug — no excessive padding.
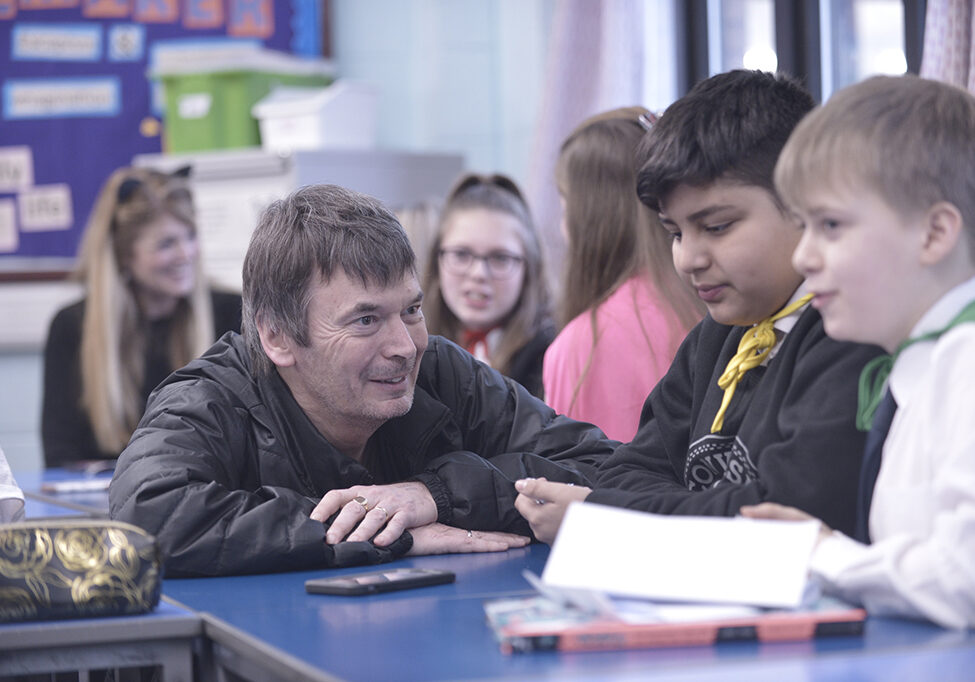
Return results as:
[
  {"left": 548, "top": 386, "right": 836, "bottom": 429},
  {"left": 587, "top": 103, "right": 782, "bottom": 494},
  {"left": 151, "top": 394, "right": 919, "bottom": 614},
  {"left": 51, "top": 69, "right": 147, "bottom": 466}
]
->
[{"left": 484, "top": 595, "right": 866, "bottom": 654}]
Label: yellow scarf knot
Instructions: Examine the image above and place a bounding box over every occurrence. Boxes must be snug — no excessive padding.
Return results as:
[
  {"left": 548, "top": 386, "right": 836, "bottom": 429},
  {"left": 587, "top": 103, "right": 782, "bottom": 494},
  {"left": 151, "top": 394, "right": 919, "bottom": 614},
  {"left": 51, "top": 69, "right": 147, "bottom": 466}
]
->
[{"left": 710, "top": 293, "right": 814, "bottom": 433}]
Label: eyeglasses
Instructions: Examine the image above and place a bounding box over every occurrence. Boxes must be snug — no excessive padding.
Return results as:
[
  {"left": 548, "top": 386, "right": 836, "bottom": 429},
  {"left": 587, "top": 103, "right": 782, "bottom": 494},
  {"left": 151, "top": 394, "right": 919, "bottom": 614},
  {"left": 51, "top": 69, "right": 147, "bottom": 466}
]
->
[{"left": 439, "top": 248, "right": 525, "bottom": 279}]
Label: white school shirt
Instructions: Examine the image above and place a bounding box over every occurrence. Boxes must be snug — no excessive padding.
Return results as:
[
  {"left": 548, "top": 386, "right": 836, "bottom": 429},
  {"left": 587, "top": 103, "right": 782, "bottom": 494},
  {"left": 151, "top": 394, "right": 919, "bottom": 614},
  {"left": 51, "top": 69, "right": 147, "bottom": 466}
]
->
[
  {"left": 809, "top": 275, "right": 975, "bottom": 629},
  {"left": 767, "top": 283, "right": 809, "bottom": 363}
]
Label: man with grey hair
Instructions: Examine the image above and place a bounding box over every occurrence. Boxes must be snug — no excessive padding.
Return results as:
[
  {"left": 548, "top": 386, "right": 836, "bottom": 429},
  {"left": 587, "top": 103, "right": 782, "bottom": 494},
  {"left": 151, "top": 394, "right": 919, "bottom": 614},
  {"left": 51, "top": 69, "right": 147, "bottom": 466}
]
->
[{"left": 110, "top": 184, "right": 614, "bottom": 577}]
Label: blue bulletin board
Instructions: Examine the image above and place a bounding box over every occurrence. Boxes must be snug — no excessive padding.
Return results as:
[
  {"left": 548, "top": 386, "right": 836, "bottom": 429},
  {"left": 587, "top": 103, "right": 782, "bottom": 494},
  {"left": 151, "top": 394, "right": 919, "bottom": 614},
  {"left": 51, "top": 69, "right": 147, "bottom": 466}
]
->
[{"left": 0, "top": 0, "right": 322, "bottom": 275}]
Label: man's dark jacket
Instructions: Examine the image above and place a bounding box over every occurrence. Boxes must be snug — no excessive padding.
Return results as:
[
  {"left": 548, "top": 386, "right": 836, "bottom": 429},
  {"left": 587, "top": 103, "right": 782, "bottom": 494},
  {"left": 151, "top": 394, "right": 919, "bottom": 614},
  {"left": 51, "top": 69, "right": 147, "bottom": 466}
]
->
[{"left": 110, "top": 333, "right": 615, "bottom": 577}]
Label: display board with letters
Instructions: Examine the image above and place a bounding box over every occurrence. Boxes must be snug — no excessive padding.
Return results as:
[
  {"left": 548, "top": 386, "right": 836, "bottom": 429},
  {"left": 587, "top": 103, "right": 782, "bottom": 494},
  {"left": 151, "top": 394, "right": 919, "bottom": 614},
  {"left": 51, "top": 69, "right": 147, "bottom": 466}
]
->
[{"left": 0, "top": 0, "right": 321, "bottom": 276}]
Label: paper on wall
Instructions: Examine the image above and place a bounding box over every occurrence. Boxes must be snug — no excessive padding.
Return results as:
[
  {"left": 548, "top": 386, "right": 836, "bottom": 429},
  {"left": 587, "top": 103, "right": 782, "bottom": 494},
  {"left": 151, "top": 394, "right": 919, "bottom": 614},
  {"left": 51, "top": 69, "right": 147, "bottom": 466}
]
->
[
  {"left": 0, "top": 200, "right": 17, "bottom": 253},
  {"left": 19, "top": 184, "right": 73, "bottom": 232},
  {"left": 0, "top": 146, "right": 34, "bottom": 192}
]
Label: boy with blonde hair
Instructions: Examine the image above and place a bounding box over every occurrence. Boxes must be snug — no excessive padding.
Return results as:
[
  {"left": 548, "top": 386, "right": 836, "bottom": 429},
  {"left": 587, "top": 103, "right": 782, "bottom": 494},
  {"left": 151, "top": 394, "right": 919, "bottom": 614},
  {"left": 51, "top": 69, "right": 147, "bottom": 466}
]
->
[{"left": 743, "top": 74, "right": 975, "bottom": 628}]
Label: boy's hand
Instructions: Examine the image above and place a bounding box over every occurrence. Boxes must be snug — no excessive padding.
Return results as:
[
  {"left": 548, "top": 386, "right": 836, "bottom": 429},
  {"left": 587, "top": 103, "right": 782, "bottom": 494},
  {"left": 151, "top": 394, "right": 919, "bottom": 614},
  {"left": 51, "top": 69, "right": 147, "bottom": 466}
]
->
[
  {"left": 514, "top": 477, "right": 591, "bottom": 544},
  {"left": 739, "top": 502, "right": 833, "bottom": 543}
]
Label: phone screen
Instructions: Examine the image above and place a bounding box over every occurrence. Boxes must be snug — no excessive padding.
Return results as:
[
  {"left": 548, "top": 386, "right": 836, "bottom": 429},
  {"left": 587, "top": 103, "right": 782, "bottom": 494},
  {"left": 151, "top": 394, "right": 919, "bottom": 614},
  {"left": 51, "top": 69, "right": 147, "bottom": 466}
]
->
[{"left": 305, "top": 568, "right": 455, "bottom": 596}]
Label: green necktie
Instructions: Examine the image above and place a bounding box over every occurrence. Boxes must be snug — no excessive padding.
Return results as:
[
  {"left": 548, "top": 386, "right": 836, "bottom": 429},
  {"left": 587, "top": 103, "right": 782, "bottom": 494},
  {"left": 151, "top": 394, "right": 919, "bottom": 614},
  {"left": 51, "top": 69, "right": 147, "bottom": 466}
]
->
[{"left": 857, "top": 298, "right": 975, "bottom": 431}]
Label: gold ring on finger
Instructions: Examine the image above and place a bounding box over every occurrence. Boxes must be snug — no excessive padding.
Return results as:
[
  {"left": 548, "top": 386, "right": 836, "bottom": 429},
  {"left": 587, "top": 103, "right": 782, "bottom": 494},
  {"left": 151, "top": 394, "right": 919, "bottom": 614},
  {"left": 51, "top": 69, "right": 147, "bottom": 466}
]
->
[
  {"left": 353, "top": 495, "right": 370, "bottom": 511},
  {"left": 375, "top": 506, "right": 388, "bottom": 521}
]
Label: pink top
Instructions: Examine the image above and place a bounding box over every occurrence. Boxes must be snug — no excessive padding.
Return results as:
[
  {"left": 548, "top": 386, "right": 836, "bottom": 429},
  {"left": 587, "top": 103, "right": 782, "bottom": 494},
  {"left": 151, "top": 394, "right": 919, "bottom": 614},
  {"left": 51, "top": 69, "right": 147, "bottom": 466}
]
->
[{"left": 543, "top": 275, "right": 691, "bottom": 442}]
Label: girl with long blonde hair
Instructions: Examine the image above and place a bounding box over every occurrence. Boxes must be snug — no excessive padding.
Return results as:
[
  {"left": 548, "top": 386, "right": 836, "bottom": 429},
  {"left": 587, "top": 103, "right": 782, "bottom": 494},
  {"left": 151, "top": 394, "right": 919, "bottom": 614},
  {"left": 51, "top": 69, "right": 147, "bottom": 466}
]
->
[
  {"left": 42, "top": 166, "right": 241, "bottom": 466},
  {"left": 544, "top": 107, "right": 704, "bottom": 441}
]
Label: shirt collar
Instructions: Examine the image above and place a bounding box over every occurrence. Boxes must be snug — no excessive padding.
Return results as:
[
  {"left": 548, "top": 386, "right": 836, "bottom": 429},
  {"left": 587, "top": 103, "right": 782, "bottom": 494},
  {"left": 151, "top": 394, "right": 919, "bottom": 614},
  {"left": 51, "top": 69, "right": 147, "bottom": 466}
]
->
[
  {"left": 766, "top": 282, "right": 810, "bottom": 363},
  {"left": 464, "top": 327, "right": 504, "bottom": 365},
  {"left": 773, "top": 282, "right": 810, "bottom": 335},
  {"left": 890, "top": 275, "right": 975, "bottom": 404}
]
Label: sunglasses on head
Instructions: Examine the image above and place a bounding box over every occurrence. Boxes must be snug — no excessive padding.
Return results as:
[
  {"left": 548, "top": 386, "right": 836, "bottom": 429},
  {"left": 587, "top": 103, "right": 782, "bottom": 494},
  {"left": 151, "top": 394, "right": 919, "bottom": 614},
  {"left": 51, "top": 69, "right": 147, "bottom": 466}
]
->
[{"left": 116, "top": 165, "right": 192, "bottom": 204}]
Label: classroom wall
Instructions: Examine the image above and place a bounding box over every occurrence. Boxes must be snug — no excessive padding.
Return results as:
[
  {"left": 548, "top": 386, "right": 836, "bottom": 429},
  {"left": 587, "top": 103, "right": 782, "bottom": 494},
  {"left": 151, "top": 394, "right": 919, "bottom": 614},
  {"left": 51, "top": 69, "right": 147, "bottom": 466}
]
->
[
  {"left": 0, "top": 350, "right": 44, "bottom": 473},
  {"left": 0, "top": 0, "right": 555, "bottom": 473},
  {"left": 0, "top": 281, "right": 80, "bottom": 473},
  {"left": 331, "top": 0, "right": 554, "bottom": 184}
]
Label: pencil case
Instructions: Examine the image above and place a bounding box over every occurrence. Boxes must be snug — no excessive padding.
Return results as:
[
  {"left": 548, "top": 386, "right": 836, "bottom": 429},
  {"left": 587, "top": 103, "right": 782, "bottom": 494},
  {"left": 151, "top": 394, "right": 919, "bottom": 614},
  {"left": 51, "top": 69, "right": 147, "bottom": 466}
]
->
[{"left": 0, "top": 518, "right": 162, "bottom": 622}]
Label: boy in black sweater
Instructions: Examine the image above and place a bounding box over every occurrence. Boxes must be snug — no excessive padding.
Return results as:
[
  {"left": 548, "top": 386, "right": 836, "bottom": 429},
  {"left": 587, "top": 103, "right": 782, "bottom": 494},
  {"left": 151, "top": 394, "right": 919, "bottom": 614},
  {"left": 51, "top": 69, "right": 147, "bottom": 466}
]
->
[{"left": 517, "top": 70, "right": 882, "bottom": 541}]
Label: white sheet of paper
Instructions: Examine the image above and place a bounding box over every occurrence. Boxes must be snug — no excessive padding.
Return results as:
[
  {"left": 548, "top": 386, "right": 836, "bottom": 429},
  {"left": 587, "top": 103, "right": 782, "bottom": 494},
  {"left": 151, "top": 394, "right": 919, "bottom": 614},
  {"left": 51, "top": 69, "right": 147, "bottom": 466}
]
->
[
  {"left": 18, "top": 183, "right": 73, "bottom": 232},
  {"left": 611, "top": 598, "right": 761, "bottom": 624},
  {"left": 0, "top": 145, "right": 34, "bottom": 192},
  {"left": 542, "top": 502, "right": 820, "bottom": 609},
  {"left": 0, "top": 199, "right": 17, "bottom": 253}
]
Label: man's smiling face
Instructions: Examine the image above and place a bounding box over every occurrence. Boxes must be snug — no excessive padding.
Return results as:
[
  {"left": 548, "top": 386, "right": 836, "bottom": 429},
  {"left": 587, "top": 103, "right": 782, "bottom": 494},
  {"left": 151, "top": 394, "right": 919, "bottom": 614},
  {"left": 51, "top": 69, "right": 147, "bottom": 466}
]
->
[{"left": 280, "top": 268, "right": 429, "bottom": 443}]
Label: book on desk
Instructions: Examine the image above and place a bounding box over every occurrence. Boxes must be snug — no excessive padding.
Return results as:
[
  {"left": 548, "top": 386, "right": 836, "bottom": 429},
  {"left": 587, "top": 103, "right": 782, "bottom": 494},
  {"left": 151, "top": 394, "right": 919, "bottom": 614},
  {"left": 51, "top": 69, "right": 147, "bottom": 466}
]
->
[
  {"left": 486, "top": 503, "right": 868, "bottom": 654},
  {"left": 485, "top": 593, "right": 866, "bottom": 654}
]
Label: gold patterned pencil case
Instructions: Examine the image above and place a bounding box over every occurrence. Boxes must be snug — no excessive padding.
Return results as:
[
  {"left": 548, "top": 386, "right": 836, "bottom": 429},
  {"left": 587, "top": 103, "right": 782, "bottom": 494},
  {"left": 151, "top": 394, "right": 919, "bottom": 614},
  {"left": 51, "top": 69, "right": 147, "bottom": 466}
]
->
[{"left": 0, "top": 518, "right": 161, "bottom": 622}]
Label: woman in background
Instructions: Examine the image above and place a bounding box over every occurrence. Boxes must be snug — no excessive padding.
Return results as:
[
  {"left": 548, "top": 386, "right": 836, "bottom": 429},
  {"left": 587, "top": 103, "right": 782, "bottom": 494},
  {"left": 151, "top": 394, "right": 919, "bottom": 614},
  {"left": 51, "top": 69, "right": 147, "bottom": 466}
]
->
[
  {"left": 42, "top": 166, "right": 241, "bottom": 467},
  {"left": 395, "top": 199, "right": 441, "bottom": 282},
  {"left": 423, "top": 173, "right": 553, "bottom": 397},
  {"left": 544, "top": 107, "right": 704, "bottom": 441}
]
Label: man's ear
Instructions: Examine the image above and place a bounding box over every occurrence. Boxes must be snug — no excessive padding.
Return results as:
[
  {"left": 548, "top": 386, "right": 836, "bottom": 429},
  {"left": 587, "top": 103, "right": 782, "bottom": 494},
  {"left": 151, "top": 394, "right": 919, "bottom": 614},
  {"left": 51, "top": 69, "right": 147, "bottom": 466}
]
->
[
  {"left": 920, "top": 201, "right": 964, "bottom": 266},
  {"left": 256, "top": 317, "right": 295, "bottom": 368}
]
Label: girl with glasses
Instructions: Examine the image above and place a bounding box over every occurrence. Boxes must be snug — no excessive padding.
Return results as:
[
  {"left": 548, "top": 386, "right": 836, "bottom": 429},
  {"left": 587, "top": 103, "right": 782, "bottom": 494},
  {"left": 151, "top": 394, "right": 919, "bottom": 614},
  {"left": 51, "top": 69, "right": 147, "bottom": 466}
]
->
[
  {"left": 422, "top": 173, "right": 554, "bottom": 397},
  {"left": 544, "top": 107, "right": 704, "bottom": 441},
  {"left": 41, "top": 166, "right": 242, "bottom": 468}
]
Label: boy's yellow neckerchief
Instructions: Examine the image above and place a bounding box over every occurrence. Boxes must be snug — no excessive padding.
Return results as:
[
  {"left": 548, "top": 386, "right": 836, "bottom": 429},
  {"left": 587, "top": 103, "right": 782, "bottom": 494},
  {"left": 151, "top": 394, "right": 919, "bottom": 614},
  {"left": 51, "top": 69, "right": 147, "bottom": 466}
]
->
[
  {"left": 856, "top": 299, "right": 975, "bottom": 431},
  {"left": 711, "top": 294, "right": 814, "bottom": 433}
]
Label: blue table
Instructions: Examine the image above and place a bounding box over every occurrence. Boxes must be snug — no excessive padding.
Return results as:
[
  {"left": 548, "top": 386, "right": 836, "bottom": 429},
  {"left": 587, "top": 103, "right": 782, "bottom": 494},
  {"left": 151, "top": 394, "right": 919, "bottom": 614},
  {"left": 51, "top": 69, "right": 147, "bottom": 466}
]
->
[
  {"left": 22, "top": 495, "right": 90, "bottom": 519},
  {"left": 17, "top": 469, "right": 975, "bottom": 680},
  {"left": 15, "top": 467, "right": 111, "bottom": 517},
  {"left": 163, "top": 544, "right": 975, "bottom": 682}
]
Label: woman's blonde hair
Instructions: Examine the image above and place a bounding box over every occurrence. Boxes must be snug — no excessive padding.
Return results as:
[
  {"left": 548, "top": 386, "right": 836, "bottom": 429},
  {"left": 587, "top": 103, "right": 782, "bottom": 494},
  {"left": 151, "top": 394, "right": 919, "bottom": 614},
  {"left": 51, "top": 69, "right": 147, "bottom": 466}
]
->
[
  {"left": 555, "top": 106, "right": 704, "bottom": 409},
  {"left": 422, "top": 173, "right": 552, "bottom": 377},
  {"left": 76, "top": 166, "right": 213, "bottom": 453}
]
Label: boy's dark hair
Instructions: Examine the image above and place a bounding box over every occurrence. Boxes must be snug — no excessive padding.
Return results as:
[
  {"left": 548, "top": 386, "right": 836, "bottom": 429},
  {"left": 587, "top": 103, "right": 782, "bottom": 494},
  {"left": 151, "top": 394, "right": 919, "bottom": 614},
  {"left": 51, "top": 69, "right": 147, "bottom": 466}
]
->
[{"left": 636, "top": 70, "right": 815, "bottom": 211}]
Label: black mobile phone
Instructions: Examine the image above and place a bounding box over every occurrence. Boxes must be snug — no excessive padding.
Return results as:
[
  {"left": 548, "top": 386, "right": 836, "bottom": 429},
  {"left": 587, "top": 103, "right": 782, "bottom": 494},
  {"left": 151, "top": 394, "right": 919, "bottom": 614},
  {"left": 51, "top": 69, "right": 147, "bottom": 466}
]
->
[{"left": 304, "top": 567, "right": 455, "bottom": 596}]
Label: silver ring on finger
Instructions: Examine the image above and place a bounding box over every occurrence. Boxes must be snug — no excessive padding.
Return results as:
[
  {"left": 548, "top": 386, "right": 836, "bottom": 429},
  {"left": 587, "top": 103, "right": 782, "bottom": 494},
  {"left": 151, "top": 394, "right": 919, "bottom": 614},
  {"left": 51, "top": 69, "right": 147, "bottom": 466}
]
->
[{"left": 467, "top": 529, "right": 473, "bottom": 539}]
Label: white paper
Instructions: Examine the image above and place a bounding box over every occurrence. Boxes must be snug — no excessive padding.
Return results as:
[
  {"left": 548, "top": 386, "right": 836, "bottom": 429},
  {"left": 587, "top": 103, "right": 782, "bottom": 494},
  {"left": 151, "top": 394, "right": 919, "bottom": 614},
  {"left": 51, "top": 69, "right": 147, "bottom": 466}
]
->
[
  {"left": 6, "top": 78, "right": 119, "bottom": 119},
  {"left": 611, "top": 598, "right": 761, "bottom": 624},
  {"left": 18, "top": 184, "right": 73, "bottom": 232},
  {"left": 0, "top": 146, "right": 34, "bottom": 192},
  {"left": 542, "top": 502, "right": 820, "bottom": 609},
  {"left": 0, "top": 200, "right": 18, "bottom": 253}
]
